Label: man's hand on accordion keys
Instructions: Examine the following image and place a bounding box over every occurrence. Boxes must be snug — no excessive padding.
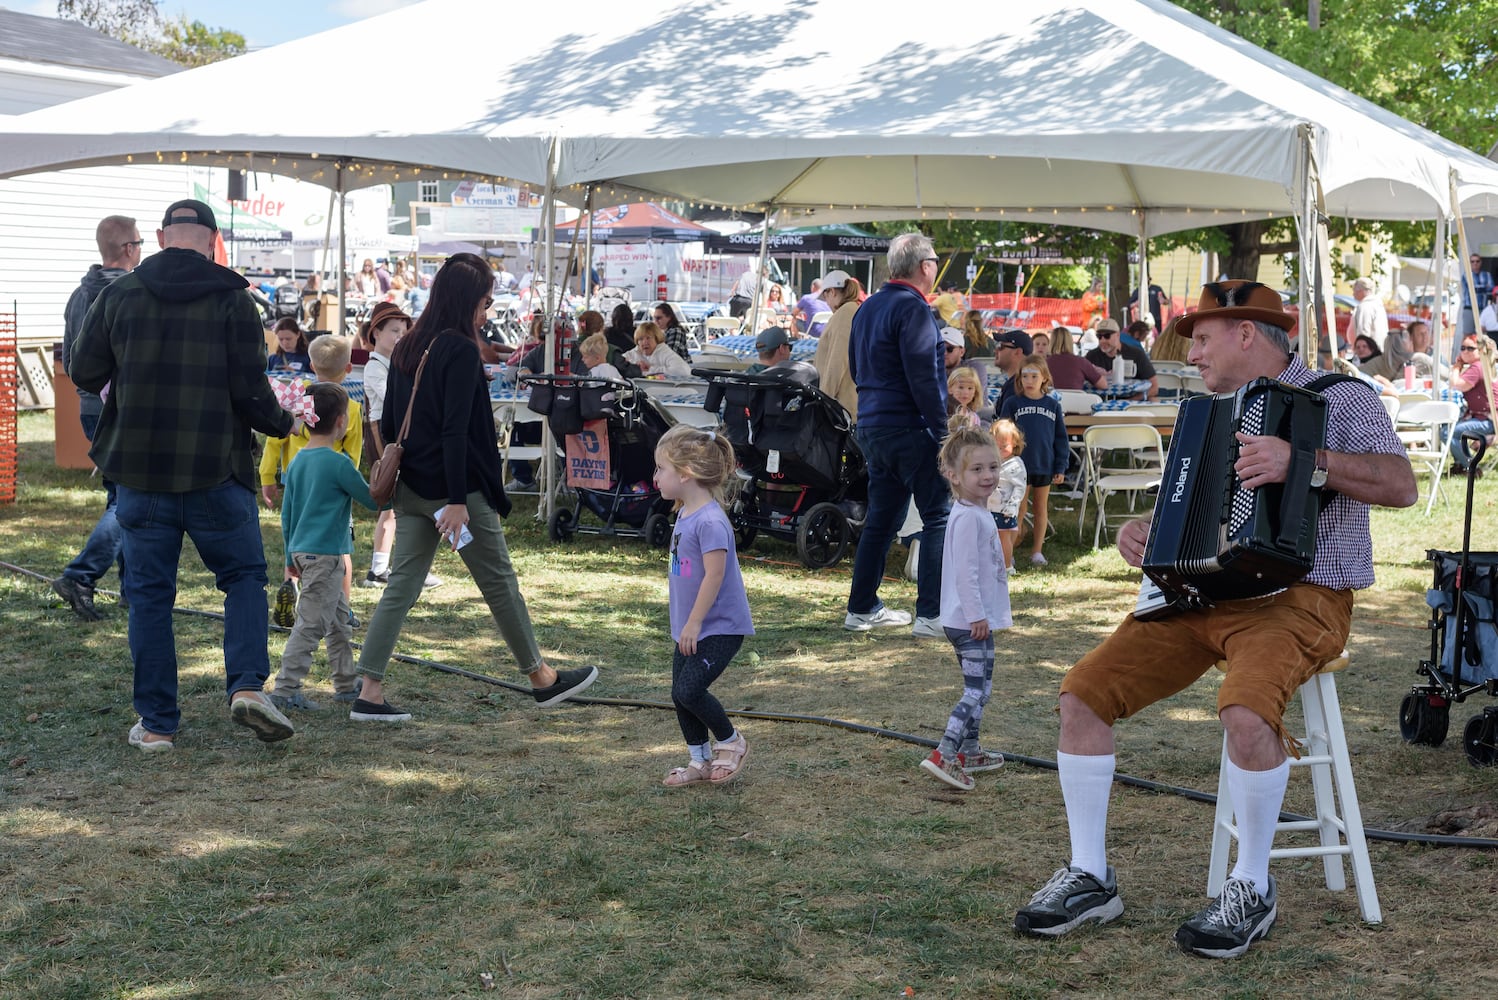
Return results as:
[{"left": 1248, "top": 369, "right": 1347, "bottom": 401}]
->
[
  {"left": 1232, "top": 431, "right": 1292, "bottom": 490},
  {"left": 1117, "top": 517, "right": 1151, "bottom": 568}
]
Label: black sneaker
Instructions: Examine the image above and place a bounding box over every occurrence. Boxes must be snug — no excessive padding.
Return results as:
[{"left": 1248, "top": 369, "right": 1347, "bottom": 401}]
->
[
  {"left": 1014, "top": 865, "right": 1124, "bottom": 937},
  {"left": 532, "top": 665, "right": 599, "bottom": 707},
  {"left": 52, "top": 575, "right": 103, "bottom": 622},
  {"left": 349, "top": 698, "right": 412, "bottom": 722},
  {"left": 272, "top": 580, "right": 297, "bottom": 629},
  {"left": 1174, "top": 875, "right": 1277, "bottom": 959},
  {"left": 360, "top": 570, "right": 389, "bottom": 588}
]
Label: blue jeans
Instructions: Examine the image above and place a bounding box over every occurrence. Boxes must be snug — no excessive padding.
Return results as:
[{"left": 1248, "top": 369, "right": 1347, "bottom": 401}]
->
[
  {"left": 847, "top": 425, "right": 949, "bottom": 619},
  {"left": 1452, "top": 418, "right": 1494, "bottom": 467},
  {"left": 62, "top": 412, "right": 126, "bottom": 588},
  {"left": 116, "top": 480, "right": 273, "bottom": 735}
]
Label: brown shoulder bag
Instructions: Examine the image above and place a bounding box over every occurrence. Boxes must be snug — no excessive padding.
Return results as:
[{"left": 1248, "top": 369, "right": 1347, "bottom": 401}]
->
[{"left": 368, "top": 348, "right": 430, "bottom": 505}]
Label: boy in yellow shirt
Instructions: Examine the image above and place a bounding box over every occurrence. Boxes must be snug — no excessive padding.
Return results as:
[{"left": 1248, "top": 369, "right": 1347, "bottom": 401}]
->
[{"left": 262, "top": 335, "right": 362, "bottom": 627}]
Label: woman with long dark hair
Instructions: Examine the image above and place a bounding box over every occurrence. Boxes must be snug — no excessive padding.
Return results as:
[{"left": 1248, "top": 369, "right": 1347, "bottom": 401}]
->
[
  {"left": 652, "top": 302, "right": 692, "bottom": 359},
  {"left": 350, "top": 252, "right": 598, "bottom": 722}
]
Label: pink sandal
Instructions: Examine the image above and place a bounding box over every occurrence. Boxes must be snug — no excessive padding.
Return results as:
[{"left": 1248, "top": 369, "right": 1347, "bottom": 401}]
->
[
  {"left": 662, "top": 759, "right": 712, "bottom": 788},
  {"left": 708, "top": 736, "right": 750, "bottom": 785}
]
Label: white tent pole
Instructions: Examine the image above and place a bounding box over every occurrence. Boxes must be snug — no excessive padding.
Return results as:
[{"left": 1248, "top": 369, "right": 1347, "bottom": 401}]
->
[
  {"left": 1137, "top": 212, "right": 1148, "bottom": 336},
  {"left": 538, "top": 140, "right": 560, "bottom": 520},
  {"left": 1433, "top": 211, "right": 1448, "bottom": 383},
  {"left": 748, "top": 207, "right": 774, "bottom": 334},
  {"left": 582, "top": 185, "right": 595, "bottom": 303},
  {"left": 319, "top": 187, "right": 335, "bottom": 287},
  {"left": 1294, "top": 125, "right": 1314, "bottom": 363},
  {"left": 337, "top": 163, "right": 347, "bottom": 337}
]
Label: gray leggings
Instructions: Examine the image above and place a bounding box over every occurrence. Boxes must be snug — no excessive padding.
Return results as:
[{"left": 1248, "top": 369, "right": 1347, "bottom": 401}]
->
[
  {"left": 357, "top": 484, "right": 542, "bottom": 682},
  {"left": 937, "top": 626, "right": 994, "bottom": 757},
  {"left": 671, "top": 634, "right": 744, "bottom": 746}
]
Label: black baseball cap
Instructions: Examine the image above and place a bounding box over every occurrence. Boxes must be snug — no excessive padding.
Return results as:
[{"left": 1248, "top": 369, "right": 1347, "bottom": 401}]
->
[
  {"left": 993, "top": 329, "right": 1033, "bottom": 354},
  {"left": 161, "top": 199, "right": 217, "bottom": 231}
]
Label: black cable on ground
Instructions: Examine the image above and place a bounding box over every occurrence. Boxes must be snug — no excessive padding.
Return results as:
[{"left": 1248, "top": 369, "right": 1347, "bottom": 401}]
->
[{"left": 6, "top": 558, "right": 1496, "bottom": 850}]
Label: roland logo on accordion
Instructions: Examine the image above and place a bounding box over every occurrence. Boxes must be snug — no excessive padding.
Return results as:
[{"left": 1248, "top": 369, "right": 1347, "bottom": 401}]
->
[{"left": 1138, "top": 377, "right": 1329, "bottom": 620}]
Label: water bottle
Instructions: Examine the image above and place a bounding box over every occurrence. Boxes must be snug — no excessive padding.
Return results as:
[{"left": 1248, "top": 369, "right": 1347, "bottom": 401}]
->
[
  {"left": 1111, "top": 355, "right": 1126, "bottom": 386},
  {"left": 1403, "top": 363, "right": 1416, "bottom": 390}
]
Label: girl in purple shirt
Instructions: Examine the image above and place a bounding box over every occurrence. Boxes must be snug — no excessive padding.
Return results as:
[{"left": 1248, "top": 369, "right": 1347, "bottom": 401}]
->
[{"left": 654, "top": 426, "right": 755, "bottom": 787}]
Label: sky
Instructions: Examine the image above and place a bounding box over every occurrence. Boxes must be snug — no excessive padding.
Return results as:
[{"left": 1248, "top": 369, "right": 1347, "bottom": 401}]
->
[{"left": 12, "top": 0, "right": 419, "bottom": 49}]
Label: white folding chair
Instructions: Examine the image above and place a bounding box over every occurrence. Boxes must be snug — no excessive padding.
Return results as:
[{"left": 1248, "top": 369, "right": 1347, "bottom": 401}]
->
[
  {"left": 1078, "top": 424, "right": 1165, "bottom": 548},
  {"left": 1154, "top": 371, "right": 1184, "bottom": 399},
  {"left": 1180, "top": 374, "right": 1210, "bottom": 397},
  {"left": 1377, "top": 394, "right": 1400, "bottom": 429},
  {"left": 1151, "top": 360, "right": 1188, "bottom": 373},
  {"left": 808, "top": 310, "right": 834, "bottom": 329},
  {"left": 701, "top": 316, "right": 742, "bottom": 340},
  {"left": 1397, "top": 399, "right": 1460, "bottom": 514}
]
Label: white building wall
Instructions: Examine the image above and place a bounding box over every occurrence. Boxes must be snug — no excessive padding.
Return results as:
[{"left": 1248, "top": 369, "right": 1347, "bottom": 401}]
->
[{"left": 0, "top": 60, "right": 191, "bottom": 347}]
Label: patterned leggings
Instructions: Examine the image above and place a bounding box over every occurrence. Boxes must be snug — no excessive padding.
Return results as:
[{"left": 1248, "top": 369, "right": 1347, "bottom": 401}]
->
[
  {"left": 671, "top": 634, "right": 745, "bottom": 746},
  {"left": 938, "top": 626, "right": 995, "bottom": 757}
]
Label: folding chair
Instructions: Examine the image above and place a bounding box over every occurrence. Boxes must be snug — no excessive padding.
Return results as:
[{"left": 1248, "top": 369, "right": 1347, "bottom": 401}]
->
[
  {"left": 1396, "top": 399, "right": 1460, "bottom": 515},
  {"left": 1078, "top": 424, "right": 1165, "bottom": 548},
  {"left": 1154, "top": 371, "right": 1184, "bottom": 399},
  {"left": 700, "top": 316, "right": 742, "bottom": 340}
]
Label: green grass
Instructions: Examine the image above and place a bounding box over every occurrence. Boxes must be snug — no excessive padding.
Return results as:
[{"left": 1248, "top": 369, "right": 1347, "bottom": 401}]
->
[{"left": 3, "top": 409, "right": 1498, "bottom": 998}]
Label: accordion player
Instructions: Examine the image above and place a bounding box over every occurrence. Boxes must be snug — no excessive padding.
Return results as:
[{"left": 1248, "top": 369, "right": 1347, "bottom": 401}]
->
[{"left": 1136, "top": 376, "right": 1330, "bottom": 619}]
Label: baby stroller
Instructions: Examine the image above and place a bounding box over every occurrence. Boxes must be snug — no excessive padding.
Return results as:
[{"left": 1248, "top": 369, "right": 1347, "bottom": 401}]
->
[
  {"left": 1401, "top": 436, "right": 1498, "bottom": 767},
  {"left": 271, "top": 284, "right": 302, "bottom": 322},
  {"left": 695, "top": 365, "right": 866, "bottom": 569},
  {"left": 520, "top": 373, "right": 677, "bottom": 546}
]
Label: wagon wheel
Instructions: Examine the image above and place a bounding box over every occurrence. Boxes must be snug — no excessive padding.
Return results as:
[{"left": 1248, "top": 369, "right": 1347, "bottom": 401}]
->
[
  {"left": 643, "top": 512, "right": 672, "bottom": 549},
  {"left": 1399, "top": 691, "right": 1449, "bottom": 747},
  {"left": 731, "top": 498, "right": 758, "bottom": 550},
  {"left": 796, "top": 502, "right": 850, "bottom": 569},
  {"left": 1462, "top": 713, "right": 1498, "bottom": 768},
  {"left": 548, "top": 507, "right": 576, "bottom": 543}
]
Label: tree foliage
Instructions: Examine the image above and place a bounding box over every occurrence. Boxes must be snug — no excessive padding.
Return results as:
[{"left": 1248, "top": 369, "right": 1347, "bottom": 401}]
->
[{"left": 57, "top": 0, "right": 244, "bottom": 67}]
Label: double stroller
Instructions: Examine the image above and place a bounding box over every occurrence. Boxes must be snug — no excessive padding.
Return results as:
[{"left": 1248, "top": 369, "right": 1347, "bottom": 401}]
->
[
  {"left": 1401, "top": 437, "right": 1498, "bottom": 767},
  {"left": 520, "top": 373, "right": 677, "bottom": 546},
  {"left": 695, "top": 365, "right": 866, "bottom": 569}
]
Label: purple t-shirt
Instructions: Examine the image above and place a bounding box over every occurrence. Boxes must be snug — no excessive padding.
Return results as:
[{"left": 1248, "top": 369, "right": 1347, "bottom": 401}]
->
[
  {"left": 797, "top": 292, "right": 828, "bottom": 336},
  {"left": 669, "top": 503, "right": 755, "bottom": 641}
]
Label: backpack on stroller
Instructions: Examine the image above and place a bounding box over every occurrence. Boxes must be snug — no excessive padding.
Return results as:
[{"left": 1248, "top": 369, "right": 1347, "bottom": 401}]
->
[
  {"left": 522, "top": 373, "right": 678, "bottom": 545},
  {"left": 696, "top": 364, "right": 866, "bottom": 569},
  {"left": 272, "top": 284, "right": 302, "bottom": 322}
]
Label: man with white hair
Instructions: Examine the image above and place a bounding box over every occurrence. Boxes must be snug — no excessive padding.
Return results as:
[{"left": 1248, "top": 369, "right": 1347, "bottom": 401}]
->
[
  {"left": 1350, "top": 277, "right": 1388, "bottom": 351},
  {"left": 844, "top": 232, "right": 949, "bottom": 638}
]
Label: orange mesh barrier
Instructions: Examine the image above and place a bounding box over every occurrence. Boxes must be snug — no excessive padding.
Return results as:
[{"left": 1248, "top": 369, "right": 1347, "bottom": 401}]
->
[{"left": 0, "top": 313, "right": 17, "bottom": 503}]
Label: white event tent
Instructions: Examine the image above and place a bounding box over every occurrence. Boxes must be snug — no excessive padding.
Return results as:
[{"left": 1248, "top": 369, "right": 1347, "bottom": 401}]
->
[{"left": 7, "top": 0, "right": 1498, "bottom": 496}]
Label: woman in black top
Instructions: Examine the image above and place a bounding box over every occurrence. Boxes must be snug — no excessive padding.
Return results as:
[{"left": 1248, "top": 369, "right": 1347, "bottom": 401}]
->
[
  {"left": 605, "top": 303, "right": 636, "bottom": 355},
  {"left": 351, "top": 253, "right": 598, "bottom": 721}
]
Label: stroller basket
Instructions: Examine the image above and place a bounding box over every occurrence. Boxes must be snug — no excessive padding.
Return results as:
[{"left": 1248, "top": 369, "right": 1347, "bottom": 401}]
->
[{"left": 1425, "top": 549, "right": 1498, "bottom": 688}]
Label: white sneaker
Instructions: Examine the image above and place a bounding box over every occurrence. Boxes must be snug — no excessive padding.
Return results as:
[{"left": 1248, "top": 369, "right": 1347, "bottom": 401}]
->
[
  {"left": 1030, "top": 552, "right": 1048, "bottom": 566},
  {"left": 911, "top": 616, "right": 942, "bottom": 638},
  {"left": 422, "top": 572, "right": 443, "bottom": 588},
  {"left": 844, "top": 606, "right": 912, "bottom": 631}
]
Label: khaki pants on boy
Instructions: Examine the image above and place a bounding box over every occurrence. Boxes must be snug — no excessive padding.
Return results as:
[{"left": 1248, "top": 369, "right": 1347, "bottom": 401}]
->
[{"left": 275, "top": 552, "right": 357, "bottom": 697}]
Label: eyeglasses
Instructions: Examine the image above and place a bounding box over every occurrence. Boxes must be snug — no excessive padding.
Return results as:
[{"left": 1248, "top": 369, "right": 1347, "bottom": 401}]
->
[
  {"left": 121, "top": 239, "right": 144, "bottom": 250},
  {"left": 922, "top": 257, "right": 938, "bottom": 265},
  {"left": 1097, "top": 331, "right": 1116, "bottom": 339},
  {"left": 1461, "top": 344, "right": 1479, "bottom": 352}
]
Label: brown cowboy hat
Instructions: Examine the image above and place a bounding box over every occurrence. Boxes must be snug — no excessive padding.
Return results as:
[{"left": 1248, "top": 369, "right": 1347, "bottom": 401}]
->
[{"left": 1172, "top": 280, "right": 1295, "bottom": 338}]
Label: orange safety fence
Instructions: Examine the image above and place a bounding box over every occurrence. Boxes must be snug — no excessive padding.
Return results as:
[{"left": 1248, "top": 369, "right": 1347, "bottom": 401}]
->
[
  {"left": 966, "top": 293, "right": 1189, "bottom": 332},
  {"left": 0, "top": 312, "right": 17, "bottom": 503}
]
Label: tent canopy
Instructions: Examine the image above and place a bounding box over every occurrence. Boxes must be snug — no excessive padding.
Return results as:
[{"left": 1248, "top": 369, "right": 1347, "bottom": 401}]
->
[
  {"left": 556, "top": 202, "right": 715, "bottom": 243},
  {"left": 703, "top": 223, "right": 889, "bottom": 256},
  {"left": 4, "top": 0, "right": 1498, "bottom": 231}
]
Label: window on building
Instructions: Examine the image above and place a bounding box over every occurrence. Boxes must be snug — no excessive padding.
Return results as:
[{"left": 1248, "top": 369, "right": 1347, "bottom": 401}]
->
[{"left": 419, "top": 180, "right": 440, "bottom": 204}]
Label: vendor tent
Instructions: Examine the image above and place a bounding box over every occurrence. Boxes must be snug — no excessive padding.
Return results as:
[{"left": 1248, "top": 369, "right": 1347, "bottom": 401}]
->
[
  {"left": 557, "top": 202, "right": 714, "bottom": 243},
  {"left": 703, "top": 225, "right": 889, "bottom": 257}
]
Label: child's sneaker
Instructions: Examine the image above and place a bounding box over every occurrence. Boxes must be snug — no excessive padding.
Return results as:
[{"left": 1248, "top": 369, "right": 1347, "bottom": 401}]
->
[
  {"left": 360, "top": 570, "right": 389, "bottom": 588},
  {"left": 919, "top": 749, "right": 974, "bottom": 791},
  {"left": 272, "top": 580, "right": 297, "bottom": 628},
  {"left": 1030, "top": 552, "right": 1048, "bottom": 566},
  {"left": 270, "top": 691, "right": 323, "bottom": 712},
  {"left": 960, "top": 748, "right": 1005, "bottom": 773}
]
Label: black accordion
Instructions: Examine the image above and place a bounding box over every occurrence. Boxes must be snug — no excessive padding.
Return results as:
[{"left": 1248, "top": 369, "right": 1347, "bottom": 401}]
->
[{"left": 1136, "top": 376, "right": 1328, "bottom": 620}]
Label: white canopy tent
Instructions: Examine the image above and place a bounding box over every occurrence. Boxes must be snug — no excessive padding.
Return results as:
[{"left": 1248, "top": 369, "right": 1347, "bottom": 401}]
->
[{"left": 8, "top": 0, "right": 1498, "bottom": 499}]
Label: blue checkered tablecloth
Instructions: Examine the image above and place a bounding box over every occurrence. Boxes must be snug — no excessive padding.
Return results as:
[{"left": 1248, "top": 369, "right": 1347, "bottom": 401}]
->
[{"left": 703, "top": 334, "right": 816, "bottom": 361}]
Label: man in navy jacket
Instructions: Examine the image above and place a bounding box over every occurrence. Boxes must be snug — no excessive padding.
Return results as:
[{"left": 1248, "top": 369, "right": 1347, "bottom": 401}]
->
[{"left": 844, "top": 233, "right": 949, "bottom": 637}]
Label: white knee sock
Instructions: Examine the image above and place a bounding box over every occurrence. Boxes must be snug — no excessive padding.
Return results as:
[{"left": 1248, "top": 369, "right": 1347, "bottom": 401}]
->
[
  {"left": 1225, "top": 757, "right": 1290, "bottom": 896},
  {"left": 1058, "top": 750, "right": 1115, "bottom": 880}
]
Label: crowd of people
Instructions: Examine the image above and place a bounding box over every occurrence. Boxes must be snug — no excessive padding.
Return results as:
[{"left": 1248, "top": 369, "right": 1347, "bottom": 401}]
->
[{"left": 53, "top": 201, "right": 1447, "bottom": 963}]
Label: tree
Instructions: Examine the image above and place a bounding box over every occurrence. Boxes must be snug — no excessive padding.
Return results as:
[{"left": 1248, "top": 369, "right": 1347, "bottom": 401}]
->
[{"left": 57, "top": 0, "right": 245, "bottom": 67}]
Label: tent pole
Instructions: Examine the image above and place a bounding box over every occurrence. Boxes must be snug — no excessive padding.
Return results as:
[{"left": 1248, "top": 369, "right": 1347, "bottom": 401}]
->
[
  {"left": 337, "top": 163, "right": 347, "bottom": 337},
  {"left": 582, "top": 185, "right": 595, "bottom": 303},
  {"left": 538, "top": 140, "right": 560, "bottom": 520},
  {"left": 1137, "top": 212, "right": 1148, "bottom": 337},
  {"left": 1433, "top": 212, "right": 1448, "bottom": 383},
  {"left": 748, "top": 206, "right": 775, "bottom": 334}
]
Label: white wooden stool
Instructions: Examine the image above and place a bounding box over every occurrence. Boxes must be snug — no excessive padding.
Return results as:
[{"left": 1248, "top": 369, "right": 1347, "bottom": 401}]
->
[{"left": 1206, "top": 652, "right": 1382, "bottom": 923}]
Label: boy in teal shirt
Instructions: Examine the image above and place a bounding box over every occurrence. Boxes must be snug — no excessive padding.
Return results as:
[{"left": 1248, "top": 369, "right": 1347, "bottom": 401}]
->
[{"left": 273, "top": 383, "right": 377, "bottom": 710}]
